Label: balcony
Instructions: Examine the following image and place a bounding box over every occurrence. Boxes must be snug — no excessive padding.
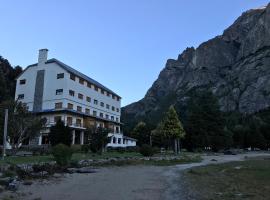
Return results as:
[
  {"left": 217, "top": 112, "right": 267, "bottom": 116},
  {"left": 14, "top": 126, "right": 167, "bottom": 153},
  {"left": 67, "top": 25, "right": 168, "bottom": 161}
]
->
[{"left": 45, "top": 121, "right": 86, "bottom": 130}]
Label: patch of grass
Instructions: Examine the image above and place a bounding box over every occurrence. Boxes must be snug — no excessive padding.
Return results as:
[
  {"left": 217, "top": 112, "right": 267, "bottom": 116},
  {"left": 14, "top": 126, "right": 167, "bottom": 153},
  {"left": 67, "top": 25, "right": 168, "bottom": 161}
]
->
[{"left": 183, "top": 158, "right": 270, "bottom": 200}]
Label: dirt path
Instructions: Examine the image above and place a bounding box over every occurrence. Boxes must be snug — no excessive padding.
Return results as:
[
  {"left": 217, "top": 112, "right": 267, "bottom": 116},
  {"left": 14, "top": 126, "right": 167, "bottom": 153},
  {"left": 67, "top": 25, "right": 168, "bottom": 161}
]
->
[{"left": 2, "top": 152, "right": 270, "bottom": 200}]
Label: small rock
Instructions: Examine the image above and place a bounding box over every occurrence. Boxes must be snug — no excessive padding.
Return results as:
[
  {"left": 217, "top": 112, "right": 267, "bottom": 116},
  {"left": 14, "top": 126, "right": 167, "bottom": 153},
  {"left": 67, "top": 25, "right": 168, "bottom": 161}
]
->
[
  {"left": 8, "top": 179, "right": 20, "bottom": 191},
  {"left": 234, "top": 166, "right": 242, "bottom": 170},
  {"left": 53, "top": 173, "right": 62, "bottom": 178},
  {"left": 211, "top": 159, "right": 217, "bottom": 162},
  {"left": 76, "top": 167, "right": 98, "bottom": 174}
]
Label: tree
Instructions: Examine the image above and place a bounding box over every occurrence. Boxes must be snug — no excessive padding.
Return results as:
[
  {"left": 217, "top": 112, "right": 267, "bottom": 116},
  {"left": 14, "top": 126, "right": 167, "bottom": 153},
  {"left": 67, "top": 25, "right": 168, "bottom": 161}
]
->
[
  {"left": 86, "top": 126, "right": 110, "bottom": 154},
  {"left": 160, "top": 105, "right": 185, "bottom": 154},
  {"left": 0, "top": 100, "right": 46, "bottom": 149},
  {"left": 184, "top": 90, "right": 228, "bottom": 151},
  {"left": 49, "top": 120, "right": 72, "bottom": 146},
  {"left": 131, "top": 121, "right": 151, "bottom": 146}
]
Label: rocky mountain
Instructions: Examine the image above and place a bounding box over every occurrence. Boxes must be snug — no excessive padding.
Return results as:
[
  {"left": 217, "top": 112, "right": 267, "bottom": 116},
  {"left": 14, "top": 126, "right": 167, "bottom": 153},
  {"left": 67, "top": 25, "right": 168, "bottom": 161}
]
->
[{"left": 122, "top": 4, "right": 270, "bottom": 129}]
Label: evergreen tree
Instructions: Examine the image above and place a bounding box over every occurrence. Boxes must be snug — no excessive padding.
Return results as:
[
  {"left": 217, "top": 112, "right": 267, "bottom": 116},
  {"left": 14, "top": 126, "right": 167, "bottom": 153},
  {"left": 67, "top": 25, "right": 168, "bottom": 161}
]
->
[
  {"left": 131, "top": 121, "right": 151, "bottom": 146},
  {"left": 49, "top": 120, "right": 72, "bottom": 146},
  {"left": 160, "top": 105, "right": 185, "bottom": 153},
  {"left": 184, "top": 90, "right": 228, "bottom": 151}
]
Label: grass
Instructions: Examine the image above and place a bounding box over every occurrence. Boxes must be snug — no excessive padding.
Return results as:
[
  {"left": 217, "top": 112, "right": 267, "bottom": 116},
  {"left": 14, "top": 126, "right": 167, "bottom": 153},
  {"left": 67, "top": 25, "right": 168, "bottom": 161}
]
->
[
  {"left": 0, "top": 151, "right": 201, "bottom": 166},
  {"left": 183, "top": 157, "right": 270, "bottom": 200}
]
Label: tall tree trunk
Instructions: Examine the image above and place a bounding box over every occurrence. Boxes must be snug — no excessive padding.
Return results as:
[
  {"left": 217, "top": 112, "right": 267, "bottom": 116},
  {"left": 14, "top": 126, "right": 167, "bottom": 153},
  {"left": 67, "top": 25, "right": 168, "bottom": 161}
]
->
[
  {"left": 177, "top": 139, "right": 180, "bottom": 154},
  {"left": 174, "top": 139, "right": 177, "bottom": 154}
]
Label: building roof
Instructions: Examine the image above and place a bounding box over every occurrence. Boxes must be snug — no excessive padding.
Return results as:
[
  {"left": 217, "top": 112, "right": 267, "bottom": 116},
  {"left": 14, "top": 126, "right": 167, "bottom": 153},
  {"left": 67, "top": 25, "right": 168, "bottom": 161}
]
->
[
  {"left": 123, "top": 136, "right": 137, "bottom": 141},
  {"left": 17, "top": 58, "right": 121, "bottom": 98}
]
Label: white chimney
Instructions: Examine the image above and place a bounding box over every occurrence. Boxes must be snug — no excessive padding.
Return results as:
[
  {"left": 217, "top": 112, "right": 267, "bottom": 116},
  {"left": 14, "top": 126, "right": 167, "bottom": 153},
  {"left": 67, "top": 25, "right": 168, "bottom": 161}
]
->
[{"left": 38, "top": 49, "right": 48, "bottom": 65}]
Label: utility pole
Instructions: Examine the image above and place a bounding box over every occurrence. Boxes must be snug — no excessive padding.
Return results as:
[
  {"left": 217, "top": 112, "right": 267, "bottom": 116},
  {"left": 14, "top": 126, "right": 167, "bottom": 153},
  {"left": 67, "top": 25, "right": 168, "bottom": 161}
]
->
[{"left": 2, "top": 109, "right": 8, "bottom": 160}]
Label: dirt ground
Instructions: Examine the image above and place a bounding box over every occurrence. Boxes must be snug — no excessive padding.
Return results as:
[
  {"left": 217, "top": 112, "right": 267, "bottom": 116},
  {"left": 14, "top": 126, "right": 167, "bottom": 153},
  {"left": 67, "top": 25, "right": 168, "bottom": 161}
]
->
[{"left": 1, "top": 152, "right": 269, "bottom": 200}]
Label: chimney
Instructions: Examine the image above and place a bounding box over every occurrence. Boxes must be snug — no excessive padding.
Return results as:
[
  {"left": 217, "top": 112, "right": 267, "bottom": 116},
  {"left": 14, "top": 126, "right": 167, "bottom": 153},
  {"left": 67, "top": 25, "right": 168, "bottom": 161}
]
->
[{"left": 38, "top": 49, "right": 48, "bottom": 65}]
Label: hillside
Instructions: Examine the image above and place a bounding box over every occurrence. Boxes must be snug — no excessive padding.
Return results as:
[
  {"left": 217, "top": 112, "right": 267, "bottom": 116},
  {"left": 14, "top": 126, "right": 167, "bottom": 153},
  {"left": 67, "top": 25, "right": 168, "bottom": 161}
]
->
[
  {"left": 0, "top": 56, "right": 22, "bottom": 102},
  {"left": 122, "top": 4, "right": 270, "bottom": 130}
]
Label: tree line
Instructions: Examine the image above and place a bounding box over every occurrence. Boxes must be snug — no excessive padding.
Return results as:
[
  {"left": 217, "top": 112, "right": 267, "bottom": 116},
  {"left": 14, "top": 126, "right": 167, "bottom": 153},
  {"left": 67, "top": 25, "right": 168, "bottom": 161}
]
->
[{"left": 130, "top": 89, "right": 270, "bottom": 152}]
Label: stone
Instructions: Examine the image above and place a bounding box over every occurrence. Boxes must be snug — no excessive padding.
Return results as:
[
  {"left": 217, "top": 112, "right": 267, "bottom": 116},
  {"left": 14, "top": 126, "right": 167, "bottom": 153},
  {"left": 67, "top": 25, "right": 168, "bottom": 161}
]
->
[
  {"left": 122, "top": 4, "right": 270, "bottom": 124},
  {"left": 76, "top": 167, "right": 98, "bottom": 174},
  {"left": 7, "top": 179, "right": 20, "bottom": 191}
]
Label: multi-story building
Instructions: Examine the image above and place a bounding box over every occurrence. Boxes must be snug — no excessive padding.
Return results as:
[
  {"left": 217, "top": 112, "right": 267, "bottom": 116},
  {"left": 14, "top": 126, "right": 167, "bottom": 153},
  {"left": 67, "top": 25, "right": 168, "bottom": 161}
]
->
[{"left": 15, "top": 49, "right": 136, "bottom": 147}]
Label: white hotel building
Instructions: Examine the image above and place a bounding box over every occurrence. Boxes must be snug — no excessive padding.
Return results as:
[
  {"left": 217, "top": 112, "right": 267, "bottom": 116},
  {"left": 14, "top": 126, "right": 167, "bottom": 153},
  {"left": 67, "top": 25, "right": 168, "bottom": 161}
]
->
[{"left": 15, "top": 49, "right": 136, "bottom": 147}]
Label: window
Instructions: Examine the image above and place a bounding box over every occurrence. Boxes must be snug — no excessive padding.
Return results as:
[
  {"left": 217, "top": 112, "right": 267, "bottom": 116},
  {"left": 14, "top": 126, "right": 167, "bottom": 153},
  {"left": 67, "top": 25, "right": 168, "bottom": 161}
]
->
[
  {"left": 86, "top": 96, "right": 91, "bottom": 102},
  {"left": 18, "top": 94, "right": 24, "bottom": 100},
  {"left": 94, "top": 85, "right": 98, "bottom": 91},
  {"left": 55, "top": 102, "right": 63, "bottom": 109},
  {"left": 106, "top": 104, "right": 110, "bottom": 109},
  {"left": 94, "top": 99, "right": 98, "bottom": 105},
  {"left": 85, "top": 108, "right": 90, "bottom": 114},
  {"left": 118, "top": 138, "right": 121, "bottom": 144},
  {"left": 67, "top": 117, "right": 72, "bottom": 126},
  {"left": 112, "top": 95, "right": 115, "bottom": 100},
  {"left": 79, "top": 78, "right": 84, "bottom": 85},
  {"left": 113, "top": 137, "right": 116, "bottom": 144},
  {"left": 87, "top": 82, "right": 92, "bottom": 88},
  {"left": 67, "top": 103, "right": 73, "bottom": 109},
  {"left": 111, "top": 116, "right": 114, "bottom": 121},
  {"left": 54, "top": 116, "right": 61, "bottom": 123},
  {"left": 116, "top": 126, "right": 119, "bottom": 133},
  {"left": 57, "top": 73, "right": 64, "bottom": 79},
  {"left": 106, "top": 114, "right": 109, "bottom": 119},
  {"left": 100, "top": 102, "right": 104, "bottom": 107},
  {"left": 112, "top": 106, "right": 115, "bottom": 111},
  {"left": 116, "top": 108, "right": 119, "bottom": 112},
  {"left": 107, "top": 92, "right": 110, "bottom": 97},
  {"left": 116, "top": 117, "right": 119, "bottom": 122},
  {"left": 78, "top": 93, "right": 83, "bottom": 100},
  {"left": 19, "top": 79, "right": 26, "bottom": 85},
  {"left": 70, "top": 74, "right": 76, "bottom": 81},
  {"left": 77, "top": 106, "right": 82, "bottom": 112},
  {"left": 56, "top": 89, "right": 63, "bottom": 95},
  {"left": 69, "top": 90, "right": 75, "bottom": 97},
  {"left": 100, "top": 113, "right": 104, "bottom": 118},
  {"left": 101, "top": 89, "right": 105, "bottom": 94},
  {"left": 93, "top": 110, "right": 97, "bottom": 116},
  {"left": 76, "top": 118, "right": 82, "bottom": 127},
  {"left": 117, "top": 97, "right": 120, "bottom": 101}
]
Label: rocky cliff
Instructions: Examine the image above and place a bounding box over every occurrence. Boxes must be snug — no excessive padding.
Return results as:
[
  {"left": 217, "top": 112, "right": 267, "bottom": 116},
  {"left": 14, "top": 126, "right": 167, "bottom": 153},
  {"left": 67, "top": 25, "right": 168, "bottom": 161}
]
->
[{"left": 122, "top": 4, "right": 270, "bottom": 128}]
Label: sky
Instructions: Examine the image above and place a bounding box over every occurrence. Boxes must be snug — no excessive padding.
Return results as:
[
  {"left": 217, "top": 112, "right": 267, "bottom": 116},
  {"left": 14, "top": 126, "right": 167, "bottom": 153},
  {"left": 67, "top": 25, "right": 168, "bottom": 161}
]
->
[{"left": 0, "top": 0, "right": 269, "bottom": 106}]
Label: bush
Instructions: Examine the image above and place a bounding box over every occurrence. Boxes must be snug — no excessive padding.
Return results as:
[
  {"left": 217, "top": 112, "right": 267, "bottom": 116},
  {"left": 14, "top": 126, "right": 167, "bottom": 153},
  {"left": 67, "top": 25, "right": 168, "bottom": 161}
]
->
[
  {"left": 139, "top": 145, "right": 155, "bottom": 157},
  {"left": 71, "top": 145, "right": 82, "bottom": 153},
  {"left": 81, "top": 145, "right": 90, "bottom": 154},
  {"left": 52, "top": 144, "right": 73, "bottom": 166}
]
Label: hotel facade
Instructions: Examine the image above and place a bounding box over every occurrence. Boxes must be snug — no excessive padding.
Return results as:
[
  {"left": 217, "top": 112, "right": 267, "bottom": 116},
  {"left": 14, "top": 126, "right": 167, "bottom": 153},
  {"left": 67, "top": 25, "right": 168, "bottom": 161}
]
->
[{"left": 15, "top": 49, "right": 136, "bottom": 147}]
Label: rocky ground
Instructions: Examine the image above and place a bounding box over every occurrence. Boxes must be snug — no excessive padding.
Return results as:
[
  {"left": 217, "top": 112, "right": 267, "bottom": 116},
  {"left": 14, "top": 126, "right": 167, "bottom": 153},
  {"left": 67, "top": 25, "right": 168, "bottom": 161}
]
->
[{"left": 1, "top": 152, "right": 269, "bottom": 200}]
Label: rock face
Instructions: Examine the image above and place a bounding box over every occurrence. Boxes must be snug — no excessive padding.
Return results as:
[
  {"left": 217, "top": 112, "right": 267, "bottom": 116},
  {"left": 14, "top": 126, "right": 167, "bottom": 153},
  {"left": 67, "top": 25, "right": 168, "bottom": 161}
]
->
[{"left": 122, "top": 4, "right": 270, "bottom": 127}]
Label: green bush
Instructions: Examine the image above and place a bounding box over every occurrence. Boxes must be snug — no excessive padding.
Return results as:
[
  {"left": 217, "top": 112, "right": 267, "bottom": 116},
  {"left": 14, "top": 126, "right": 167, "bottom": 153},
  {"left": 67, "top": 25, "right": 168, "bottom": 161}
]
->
[
  {"left": 71, "top": 145, "right": 82, "bottom": 153},
  {"left": 139, "top": 145, "right": 155, "bottom": 157},
  {"left": 52, "top": 144, "right": 73, "bottom": 166},
  {"left": 81, "top": 144, "right": 90, "bottom": 153}
]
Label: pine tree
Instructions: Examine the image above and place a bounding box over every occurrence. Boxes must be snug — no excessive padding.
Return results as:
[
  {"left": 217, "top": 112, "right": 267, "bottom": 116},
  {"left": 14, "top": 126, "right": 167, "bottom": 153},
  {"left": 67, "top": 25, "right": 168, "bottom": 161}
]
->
[
  {"left": 49, "top": 120, "right": 72, "bottom": 146},
  {"left": 161, "top": 105, "right": 185, "bottom": 154}
]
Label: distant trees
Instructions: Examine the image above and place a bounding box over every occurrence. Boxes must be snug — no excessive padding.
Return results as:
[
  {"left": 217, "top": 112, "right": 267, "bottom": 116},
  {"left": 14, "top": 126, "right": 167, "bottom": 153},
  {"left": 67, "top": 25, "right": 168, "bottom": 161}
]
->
[
  {"left": 0, "top": 100, "right": 46, "bottom": 148},
  {"left": 49, "top": 120, "right": 72, "bottom": 146}
]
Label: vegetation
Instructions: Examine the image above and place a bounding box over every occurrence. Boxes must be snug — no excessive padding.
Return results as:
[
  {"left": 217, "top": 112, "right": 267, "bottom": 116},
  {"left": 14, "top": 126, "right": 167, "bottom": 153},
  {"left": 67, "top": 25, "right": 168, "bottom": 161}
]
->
[
  {"left": 156, "top": 106, "right": 185, "bottom": 153},
  {"left": 85, "top": 126, "right": 110, "bottom": 154},
  {"left": 131, "top": 121, "right": 151, "bottom": 146},
  {"left": 139, "top": 144, "right": 155, "bottom": 157},
  {"left": 49, "top": 120, "right": 72, "bottom": 146},
  {"left": 184, "top": 158, "right": 270, "bottom": 200},
  {"left": 52, "top": 144, "right": 73, "bottom": 166},
  {"left": 0, "top": 100, "right": 46, "bottom": 148}
]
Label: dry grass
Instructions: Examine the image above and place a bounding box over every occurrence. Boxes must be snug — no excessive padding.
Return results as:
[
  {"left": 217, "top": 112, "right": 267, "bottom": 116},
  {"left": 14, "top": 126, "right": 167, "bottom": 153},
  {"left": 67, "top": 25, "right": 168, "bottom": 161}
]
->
[{"left": 182, "top": 157, "right": 270, "bottom": 200}]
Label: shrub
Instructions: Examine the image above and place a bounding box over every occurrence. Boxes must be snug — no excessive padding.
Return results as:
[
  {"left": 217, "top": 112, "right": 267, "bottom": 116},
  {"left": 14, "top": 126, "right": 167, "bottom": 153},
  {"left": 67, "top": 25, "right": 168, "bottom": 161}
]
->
[
  {"left": 52, "top": 144, "right": 73, "bottom": 166},
  {"left": 71, "top": 145, "right": 82, "bottom": 153},
  {"left": 139, "top": 145, "right": 155, "bottom": 157},
  {"left": 81, "top": 145, "right": 90, "bottom": 154}
]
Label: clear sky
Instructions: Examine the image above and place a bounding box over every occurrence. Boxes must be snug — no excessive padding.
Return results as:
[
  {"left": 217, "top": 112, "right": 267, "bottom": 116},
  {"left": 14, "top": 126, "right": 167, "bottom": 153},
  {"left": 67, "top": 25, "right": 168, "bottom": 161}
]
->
[{"left": 0, "top": 0, "right": 269, "bottom": 106}]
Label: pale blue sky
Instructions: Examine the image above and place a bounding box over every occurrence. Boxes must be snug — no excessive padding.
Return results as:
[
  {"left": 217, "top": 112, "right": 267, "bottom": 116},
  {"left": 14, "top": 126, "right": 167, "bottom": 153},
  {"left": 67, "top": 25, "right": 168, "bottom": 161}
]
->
[{"left": 0, "top": 0, "right": 269, "bottom": 106}]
